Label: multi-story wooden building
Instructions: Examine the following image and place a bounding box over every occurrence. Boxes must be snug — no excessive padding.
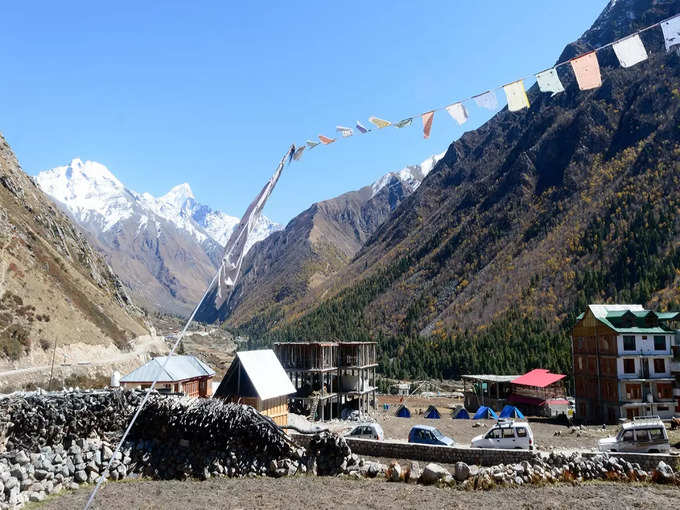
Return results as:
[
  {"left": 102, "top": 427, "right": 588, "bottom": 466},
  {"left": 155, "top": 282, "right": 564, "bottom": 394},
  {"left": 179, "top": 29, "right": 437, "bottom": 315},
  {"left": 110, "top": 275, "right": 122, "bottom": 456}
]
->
[
  {"left": 273, "top": 341, "right": 377, "bottom": 421},
  {"left": 572, "top": 304, "right": 679, "bottom": 423}
]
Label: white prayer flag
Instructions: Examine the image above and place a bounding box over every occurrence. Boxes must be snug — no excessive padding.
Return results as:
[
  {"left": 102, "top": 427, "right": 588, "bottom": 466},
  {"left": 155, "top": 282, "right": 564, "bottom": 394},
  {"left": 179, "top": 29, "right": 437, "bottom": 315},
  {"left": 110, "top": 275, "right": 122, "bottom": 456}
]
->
[
  {"left": 445, "top": 103, "right": 468, "bottom": 125},
  {"left": 503, "top": 80, "right": 530, "bottom": 112},
  {"left": 536, "top": 68, "right": 564, "bottom": 96},
  {"left": 661, "top": 14, "right": 680, "bottom": 51},
  {"left": 473, "top": 90, "right": 498, "bottom": 110},
  {"left": 212, "top": 146, "right": 295, "bottom": 310},
  {"left": 612, "top": 34, "right": 648, "bottom": 68},
  {"left": 336, "top": 125, "right": 353, "bottom": 137}
]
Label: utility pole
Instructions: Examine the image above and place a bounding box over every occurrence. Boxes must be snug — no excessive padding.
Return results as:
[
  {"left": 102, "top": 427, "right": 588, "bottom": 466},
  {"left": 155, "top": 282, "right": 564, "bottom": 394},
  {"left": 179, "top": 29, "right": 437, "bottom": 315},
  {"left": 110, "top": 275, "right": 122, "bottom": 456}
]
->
[{"left": 47, "top": 338, "right": 57, "bottom": 391}]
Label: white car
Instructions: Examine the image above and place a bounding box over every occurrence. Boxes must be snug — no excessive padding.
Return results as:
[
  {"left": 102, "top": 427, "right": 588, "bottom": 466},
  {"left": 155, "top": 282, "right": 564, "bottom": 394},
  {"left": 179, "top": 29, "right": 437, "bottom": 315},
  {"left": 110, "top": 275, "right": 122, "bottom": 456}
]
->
[
  {"left": 598, "top": 416, "right": 670, "bottom": 453},
  {"left": 346, "top": 423, "right": 384, "bottom": 441},
  {"left": 471, "top": 420, "right": 535, "bottom": 450}
]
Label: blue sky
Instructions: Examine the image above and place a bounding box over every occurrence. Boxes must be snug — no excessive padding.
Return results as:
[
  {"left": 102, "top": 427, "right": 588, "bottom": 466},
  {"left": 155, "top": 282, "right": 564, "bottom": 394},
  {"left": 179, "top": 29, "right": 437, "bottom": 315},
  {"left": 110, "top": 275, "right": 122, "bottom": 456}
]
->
[{"left": 0, "top": 1, "right": 607, "bottom": 224}]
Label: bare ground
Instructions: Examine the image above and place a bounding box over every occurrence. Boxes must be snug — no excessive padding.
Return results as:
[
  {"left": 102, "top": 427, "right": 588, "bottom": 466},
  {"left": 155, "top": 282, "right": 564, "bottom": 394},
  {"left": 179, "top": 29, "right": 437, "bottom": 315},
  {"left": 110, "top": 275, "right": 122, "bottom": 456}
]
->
[
  {"left": 317, "top": 396, "right": 680, "bottom": 452},
  {"left": 30, "top": 477, "right": 680, "bottom": 510}
]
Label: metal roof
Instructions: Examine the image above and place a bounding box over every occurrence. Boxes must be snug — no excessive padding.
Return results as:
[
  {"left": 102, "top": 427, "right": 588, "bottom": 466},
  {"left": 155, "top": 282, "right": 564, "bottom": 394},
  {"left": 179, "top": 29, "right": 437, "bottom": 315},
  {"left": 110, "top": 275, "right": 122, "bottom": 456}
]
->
[
  {"left": 511, "top": 369, "right": 565, "bottom": 388},
  {"left": 120, "top": 355, "right": 215, "bottom": 383},
  {"left": 236, "top": 349, "right": 296, "bottom": 400},
  {"left": 582, "top": 304, "right": 679, "bottom": 334},
  {"left": 462, "top": 374, "right": 519, "bottom": 383}
]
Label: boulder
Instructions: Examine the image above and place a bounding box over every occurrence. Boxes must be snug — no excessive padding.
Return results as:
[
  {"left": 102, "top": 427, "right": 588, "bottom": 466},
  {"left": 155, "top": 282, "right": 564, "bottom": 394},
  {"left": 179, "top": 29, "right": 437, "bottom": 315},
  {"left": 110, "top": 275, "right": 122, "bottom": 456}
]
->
[
  {"left": 454, "top": 462, "right": 470, "bottom": 482},
  {"left": 419, "top": 463, "right": 450, "bottom": 485}
]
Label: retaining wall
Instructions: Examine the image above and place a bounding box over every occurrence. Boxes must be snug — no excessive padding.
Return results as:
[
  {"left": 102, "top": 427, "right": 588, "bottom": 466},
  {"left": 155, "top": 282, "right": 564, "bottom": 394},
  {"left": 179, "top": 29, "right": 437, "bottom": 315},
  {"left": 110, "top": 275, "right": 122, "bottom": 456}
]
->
[{"left": 291, "top": 433, "right": 679, "bottom": 469}]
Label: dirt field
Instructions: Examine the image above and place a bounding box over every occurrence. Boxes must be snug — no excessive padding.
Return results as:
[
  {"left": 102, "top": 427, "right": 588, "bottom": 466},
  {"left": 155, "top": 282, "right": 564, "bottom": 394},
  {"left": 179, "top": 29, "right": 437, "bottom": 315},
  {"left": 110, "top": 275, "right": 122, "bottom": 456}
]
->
[
  {"left": 31, "top": 477, "right": 680, "bottom": 510},
  {"left": 323, "top": 396, "right": 680, "bottom": 452}
]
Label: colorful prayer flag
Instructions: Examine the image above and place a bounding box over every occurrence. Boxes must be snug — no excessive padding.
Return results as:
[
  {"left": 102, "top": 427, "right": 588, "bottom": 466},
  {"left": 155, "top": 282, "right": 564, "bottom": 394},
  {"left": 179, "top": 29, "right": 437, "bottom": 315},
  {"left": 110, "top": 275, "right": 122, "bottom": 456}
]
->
[
  {"left": 306, "top": 140, "right": 320, "bottom": 149},
  {"left": 570, "top": 51, "right": 602, "bottom": 90},
  {"left": 422, "top": 111, "right": 434, "bottom": 139},
  {"left": 369, "top": 116, "right": 391, "bottom": 129},
  {"left": 445, "top": 103, "right": 468, "bottom": 125},
  {"left": 503, "top": 80, "right": 530, "bottom": 112},
  {"left": 293, "top": 146, "right": 305, "bottom": 161},
  {"left": 536, "top": 68, "right": 564, "bottom": 96},
  {"left": 356, "top": 121, "right": 369, "bottom": 134},
  {"left": 318, "top": 135, "right": 335, "bottom": 144},
  {"left": 612, "top": 34, "right": 648, "bottom": 68},
  {"left": 473, "top": 90, "right": 498, "bottom": 110},
  {"left": 336, "top": 126, "right": 353, "bottom": 137},
  {"left": 394, "top": 118, "right": 413, "bottom": 128},
  {"left": 661, "top": 14, "right": 680, "bottom": 51}
]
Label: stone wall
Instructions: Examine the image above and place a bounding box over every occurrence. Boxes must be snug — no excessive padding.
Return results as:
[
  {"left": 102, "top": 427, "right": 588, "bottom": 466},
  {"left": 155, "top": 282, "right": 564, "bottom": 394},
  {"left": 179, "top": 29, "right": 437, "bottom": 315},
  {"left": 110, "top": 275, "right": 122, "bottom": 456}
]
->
[{"left": 291, "top": 434, "right": 679, "bottom": 470}]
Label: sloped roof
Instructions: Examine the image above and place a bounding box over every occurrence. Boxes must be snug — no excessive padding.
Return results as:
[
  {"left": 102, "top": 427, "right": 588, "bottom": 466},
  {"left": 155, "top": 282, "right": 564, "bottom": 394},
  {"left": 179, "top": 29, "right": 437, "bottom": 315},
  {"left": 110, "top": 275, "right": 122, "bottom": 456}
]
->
[
  {"left": 580, "top": 304, "right": 679, "bottom": 334},
  {"left": 120, "top": 355, "right": 215, "bottom": 383},
  {"left": 236, "top": 349, "right": 296, "bottom": 400},
  {"left": 511, "top": 369, "right": 565, "bottom": 388}
]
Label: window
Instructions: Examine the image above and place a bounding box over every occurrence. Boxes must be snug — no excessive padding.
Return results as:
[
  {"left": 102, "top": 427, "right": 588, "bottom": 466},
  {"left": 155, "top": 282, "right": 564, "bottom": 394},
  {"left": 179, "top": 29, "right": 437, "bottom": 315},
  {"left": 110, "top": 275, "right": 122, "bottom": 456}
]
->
[
  {"left": 486, "top": 428, "right": 501, "bottom": 439},
  {"left": 657, "top": 383, "right": 673, "bottom": 399},
  {"left": 626, "top": 384, "right": 641, "bottom": 399},
  {"left": 623, "top": 359, "right": 635, "bottom": 374},
  {"left": 578, "top": 357, "right": 583, "bottom": 370},
  {"left": 623, "top": 336, "right": 636, "bottom": 351},
  {"left": 654, "top": 359, "right": 666, "bottom": 373},
  {"left": 650, "top": 428, "right": 664, "bottom": 441},
  {"left": 657, "top": 406, "right": 669, "bottom": 412},
  {"left": 622, "top": 430, "right": 634, "bottom": 441},
  {"left": 502, "top": 428, "right": 515, "bottom": 438},
  {"left": 654, "top": 336, "right": 666, "bottom": 351},
  {"left": 516, "top": 427, "right": 527, "bottom": 437},
  {"left": 635, "top": 429, "right": 650, "bottom": 442}
]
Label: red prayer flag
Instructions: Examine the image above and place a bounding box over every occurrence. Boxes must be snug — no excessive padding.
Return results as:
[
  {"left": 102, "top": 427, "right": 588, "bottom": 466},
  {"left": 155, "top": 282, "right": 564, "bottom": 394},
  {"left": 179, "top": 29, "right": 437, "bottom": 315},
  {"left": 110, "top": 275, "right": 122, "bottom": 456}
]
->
[
  {"left": 422, "top": 111, "right": 434, "bottom": 139},
  {"left": 318, "top": 135, "right": 336, "bottom": 144}
]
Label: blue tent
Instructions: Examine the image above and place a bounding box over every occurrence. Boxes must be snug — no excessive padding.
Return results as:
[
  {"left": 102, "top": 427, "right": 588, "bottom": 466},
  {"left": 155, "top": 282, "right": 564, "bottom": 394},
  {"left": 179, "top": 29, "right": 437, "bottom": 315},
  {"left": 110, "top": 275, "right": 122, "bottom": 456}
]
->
[
  {"left": 396, "top": 404, "right": 411, "bottom": 418},
  {"left": 473, "top": 406, "right": 499, "bottom": 419},
  {"left": 499, "top": 405, "right": 525, "bottom": 419},
  {"left": 452, "top": 407, "right": 470, "bottom": 419},
  {"left": 424, "top": 405, "right": 440, "bottom": 419}
]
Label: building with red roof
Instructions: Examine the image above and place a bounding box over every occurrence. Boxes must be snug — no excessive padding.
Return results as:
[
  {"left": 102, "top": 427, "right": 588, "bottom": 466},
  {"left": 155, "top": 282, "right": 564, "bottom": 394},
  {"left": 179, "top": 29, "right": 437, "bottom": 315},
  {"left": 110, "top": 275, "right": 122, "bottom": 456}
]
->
[{"left": 508, "top": 369, "right": 568, "bottom": 417}]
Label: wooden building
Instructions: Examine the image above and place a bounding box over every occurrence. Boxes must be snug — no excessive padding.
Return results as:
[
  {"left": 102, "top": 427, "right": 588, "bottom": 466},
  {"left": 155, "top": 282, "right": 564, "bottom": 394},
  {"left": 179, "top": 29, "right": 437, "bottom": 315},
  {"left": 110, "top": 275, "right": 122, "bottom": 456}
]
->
[
  {"left": 508, "top": 369, "right": 568, "bottom": 417},
  {"left": 213, "top": 349, "right": 296, "bottom": 426},
  {"left": 273, "top": 341, "right": 378, "bottom": 421},
  {"left": 120, "top": 355, "right": 215, "bottom": 397},
  {"left": 572, "top": 304, "right": 679, "bottom": 423}
]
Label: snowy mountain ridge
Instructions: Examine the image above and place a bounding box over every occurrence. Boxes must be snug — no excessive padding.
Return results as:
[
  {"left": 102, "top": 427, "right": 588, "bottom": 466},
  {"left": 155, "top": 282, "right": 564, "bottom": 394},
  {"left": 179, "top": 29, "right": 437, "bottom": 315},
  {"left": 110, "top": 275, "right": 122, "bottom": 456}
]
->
[{"left": 36, "top": 158, "right": 280, "bottom": 250}]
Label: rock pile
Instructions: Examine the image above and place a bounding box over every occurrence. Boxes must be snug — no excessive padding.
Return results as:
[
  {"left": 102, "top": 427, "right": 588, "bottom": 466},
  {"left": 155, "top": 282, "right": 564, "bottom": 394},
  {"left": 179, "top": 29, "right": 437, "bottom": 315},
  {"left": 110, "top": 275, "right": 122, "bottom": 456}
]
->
[
  {"left": 380, "top": 452, "right": 680, "bottom": 489},
  {"left": 305, "top": 432, "right": 355, "bottom": 476}
]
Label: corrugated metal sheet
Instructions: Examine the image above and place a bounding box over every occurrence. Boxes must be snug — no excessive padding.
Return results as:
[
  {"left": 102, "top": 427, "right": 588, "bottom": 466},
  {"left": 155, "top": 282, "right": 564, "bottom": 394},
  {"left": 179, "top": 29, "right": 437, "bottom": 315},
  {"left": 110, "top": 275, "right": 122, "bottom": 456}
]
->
[
  {"left": 120, "top": 355, "right": 215, "bottom": 383},
  {"left": 237, "top": 349, "right": 296, "bottom": 400}
]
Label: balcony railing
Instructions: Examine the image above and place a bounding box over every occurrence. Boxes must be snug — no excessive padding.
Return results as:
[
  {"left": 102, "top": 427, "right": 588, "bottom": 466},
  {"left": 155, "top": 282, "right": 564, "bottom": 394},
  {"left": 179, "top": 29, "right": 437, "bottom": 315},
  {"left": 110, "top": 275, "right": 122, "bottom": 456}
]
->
[{"left": 671, "top": 360, "right": 680, "bottom": 372}]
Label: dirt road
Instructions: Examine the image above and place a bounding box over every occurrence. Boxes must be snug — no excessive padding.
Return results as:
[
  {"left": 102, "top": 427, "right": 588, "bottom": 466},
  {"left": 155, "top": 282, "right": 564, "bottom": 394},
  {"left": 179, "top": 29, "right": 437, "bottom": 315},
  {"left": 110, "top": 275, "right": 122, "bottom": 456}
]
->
[{"left": 31, "top": 477, "right": 680, "bottom": 510}]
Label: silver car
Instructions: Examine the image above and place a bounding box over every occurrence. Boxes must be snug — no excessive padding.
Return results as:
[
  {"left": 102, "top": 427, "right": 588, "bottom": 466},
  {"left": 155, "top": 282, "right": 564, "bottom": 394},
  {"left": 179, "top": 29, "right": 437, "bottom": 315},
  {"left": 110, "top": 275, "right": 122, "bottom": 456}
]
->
[
  {"left": 346, "top": 423, "right": 384, "bottom": 441},
  {"left": 598, "top": 416, "right": 670, "bottom": 453}
]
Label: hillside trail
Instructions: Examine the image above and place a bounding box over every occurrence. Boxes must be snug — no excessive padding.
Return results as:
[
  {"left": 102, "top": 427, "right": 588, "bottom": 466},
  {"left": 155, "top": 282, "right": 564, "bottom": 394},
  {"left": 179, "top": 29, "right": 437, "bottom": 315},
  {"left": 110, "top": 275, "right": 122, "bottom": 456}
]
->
[{"left": 0, "top": 333, "right": 168, "bottom": 381}]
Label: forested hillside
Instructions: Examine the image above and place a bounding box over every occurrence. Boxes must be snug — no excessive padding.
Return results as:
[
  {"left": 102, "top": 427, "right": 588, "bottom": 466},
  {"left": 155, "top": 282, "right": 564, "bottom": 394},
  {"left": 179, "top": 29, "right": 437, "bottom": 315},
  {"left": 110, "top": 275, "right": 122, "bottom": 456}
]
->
[{"left": 240, "top": 0, "right": 680, "bottom": 379}]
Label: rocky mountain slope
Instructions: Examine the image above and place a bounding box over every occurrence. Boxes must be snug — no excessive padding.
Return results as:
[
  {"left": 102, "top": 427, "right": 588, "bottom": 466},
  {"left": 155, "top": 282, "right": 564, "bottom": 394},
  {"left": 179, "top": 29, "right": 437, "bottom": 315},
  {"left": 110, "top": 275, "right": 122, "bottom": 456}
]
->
[
  {"left": 245, "top": 0, "right": 680, "bottom": 379},
  {"left": 36, "top": 159, "right": 280, "bottom": 316},
  {"left": 200, "top": 153, "right": 443, "bottom": 325},
  {"left": 0, "top": 133, "right": 147, "bottom": 362}
]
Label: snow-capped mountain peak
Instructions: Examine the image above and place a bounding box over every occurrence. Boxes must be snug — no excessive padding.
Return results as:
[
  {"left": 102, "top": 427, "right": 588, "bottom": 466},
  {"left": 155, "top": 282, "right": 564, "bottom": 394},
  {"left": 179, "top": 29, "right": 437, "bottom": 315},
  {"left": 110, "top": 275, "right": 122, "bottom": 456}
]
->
[
  {"left": 36, "top": 160, "right": 281, "bottom": 249},
  {"left": 160, "top": 182, "right": 195, "bottom": 209},
  {"left": 371, "top": 152, "right": 445, "bottom": 198}
]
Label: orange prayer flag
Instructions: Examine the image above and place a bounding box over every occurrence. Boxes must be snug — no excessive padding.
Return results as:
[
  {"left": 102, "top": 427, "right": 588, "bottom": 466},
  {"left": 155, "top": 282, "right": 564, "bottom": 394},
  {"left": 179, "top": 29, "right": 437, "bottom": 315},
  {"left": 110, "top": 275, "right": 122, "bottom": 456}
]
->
[
  {"left": 570, "top": 51, "right": 602, "bottom": 91},
  {"left": 422, "top": 111, "right": 434, "bottom": 139},
  {"left": 318, "top": 135, "right": 336, "bottom": 144}
]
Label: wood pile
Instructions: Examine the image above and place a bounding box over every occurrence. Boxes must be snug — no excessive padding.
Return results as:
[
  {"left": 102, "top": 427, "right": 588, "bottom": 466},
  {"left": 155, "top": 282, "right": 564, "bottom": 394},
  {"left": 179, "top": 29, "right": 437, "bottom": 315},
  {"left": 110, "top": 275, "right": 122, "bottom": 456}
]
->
[{"left": 0, "top": 390, "right": 143, "bottom": 451}]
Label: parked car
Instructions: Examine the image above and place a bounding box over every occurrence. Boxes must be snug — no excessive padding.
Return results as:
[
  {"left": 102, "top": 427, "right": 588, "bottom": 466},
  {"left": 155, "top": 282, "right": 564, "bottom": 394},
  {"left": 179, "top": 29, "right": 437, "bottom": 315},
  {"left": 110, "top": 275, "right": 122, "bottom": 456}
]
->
[
  {"left": 471, "top": 420, "right": 535, "bottom": 450},
  {"left": 408, "top": 425, "right": 455, "bottom": 446},
  {"left": 346, "top": 423, "right": 384, "bottom": 441},
  {"left": 598, "top": 416, "right": 670, "bottom": 453}
]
